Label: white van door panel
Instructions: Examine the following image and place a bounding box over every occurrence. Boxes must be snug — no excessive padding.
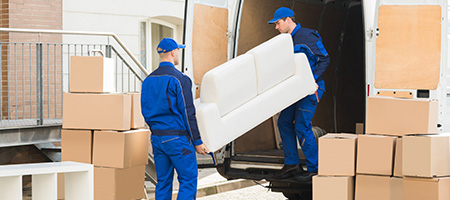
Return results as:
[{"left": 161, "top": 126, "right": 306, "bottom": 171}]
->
[
  {"left": 367, "top": 0, "right": 448, "bottom": 131},
  {"left": 183, "top": 0, "right": 231, "bottom": 91}
]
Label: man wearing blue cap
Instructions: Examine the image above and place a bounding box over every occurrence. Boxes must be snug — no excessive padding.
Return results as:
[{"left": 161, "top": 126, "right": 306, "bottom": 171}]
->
[
  {"left": 269, "top": 7, "right": 330, "bottom": 180},
  {"left": 141, "top": 38, "right": 209, "bottom": 200}
]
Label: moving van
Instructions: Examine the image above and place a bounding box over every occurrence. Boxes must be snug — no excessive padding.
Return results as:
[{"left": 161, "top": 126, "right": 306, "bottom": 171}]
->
[{"left": 182, "top": 0, "right": 448, "bottom": 199}]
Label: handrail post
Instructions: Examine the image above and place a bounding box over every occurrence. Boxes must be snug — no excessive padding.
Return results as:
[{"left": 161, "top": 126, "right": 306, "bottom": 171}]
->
[
  {"left": 36, "top": 43, "right": 43, "bottom": 125},
  {"left": 105, "top": 44, "right": 112, "bottom": 58}
]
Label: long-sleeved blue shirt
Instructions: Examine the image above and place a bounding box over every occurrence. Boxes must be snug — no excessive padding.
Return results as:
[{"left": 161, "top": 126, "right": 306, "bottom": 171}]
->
[
  {"left": 291, "top": 23, "right": 330, "bottom": 86},
  {"left": 141, "top": 61, "right": 203, "bottom": 146}
]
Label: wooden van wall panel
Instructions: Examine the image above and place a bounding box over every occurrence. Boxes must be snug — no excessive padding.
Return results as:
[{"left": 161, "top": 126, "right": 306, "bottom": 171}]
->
[
  {"left": 238, "top": 0, "right": 323, "bottom": 56},
  {"left": 237, "top": 0, "right": 290, "bottom": 55},
  {"left": 375, "top": 5, "right": 441, "bottom": 90},
  {"left": 234, "top": 118, "right": 277, "bottom": 153},
  {"left": 377, "top": 91, "right": 413, "bottom": 99},
  {"left": 192, "top": 4, "right": 228, "bottom": 85}
]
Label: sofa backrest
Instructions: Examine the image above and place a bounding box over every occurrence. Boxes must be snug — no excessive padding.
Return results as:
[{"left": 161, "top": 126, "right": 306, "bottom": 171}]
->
[
  {"left": 200, "top": 54, "right": 257, "bottom": 117},
  {"left": 246, "top": 34, "right": 295, "bottom": 95}
]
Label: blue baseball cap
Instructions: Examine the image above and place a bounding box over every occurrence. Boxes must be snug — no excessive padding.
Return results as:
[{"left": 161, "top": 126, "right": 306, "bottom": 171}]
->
[
  {"left": 268, "top": 7, "right": 294, "bottom": 24},
  {"left": 157, "top": 38, "right": 186, "bottom": 53}
]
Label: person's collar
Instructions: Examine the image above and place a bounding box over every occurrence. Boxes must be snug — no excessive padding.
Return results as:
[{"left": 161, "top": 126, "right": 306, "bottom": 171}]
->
[
  {"left": 290, "top": 23, "right": 301, "bottom": 36},
  {"left": 159, "top": 61, "right": 175, "bottom": 67}
]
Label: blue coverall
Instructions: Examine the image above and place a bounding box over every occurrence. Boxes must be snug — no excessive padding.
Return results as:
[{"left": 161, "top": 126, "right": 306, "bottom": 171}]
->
[
  {"left": 278, "top": 23, "right": 330, "bottom": 172},
  {"left": 141, "top": 61, "right": 203, "bottom": 200}
]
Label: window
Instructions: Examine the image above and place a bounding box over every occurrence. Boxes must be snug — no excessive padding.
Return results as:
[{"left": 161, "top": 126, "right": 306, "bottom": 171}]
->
[
  {"left": 151, "top": 23, "right": 174, "bottom": 71},
  {"left": 140, "top": 18, "right": 181, "bottom": 72}
]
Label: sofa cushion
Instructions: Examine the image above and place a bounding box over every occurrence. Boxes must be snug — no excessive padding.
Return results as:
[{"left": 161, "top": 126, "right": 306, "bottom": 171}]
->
[
  {"left": 247, "top": 34, "right": 295, "bottom": 94},
  {"left": 200, "top": 54, "right": 257, "bottom": 116}
]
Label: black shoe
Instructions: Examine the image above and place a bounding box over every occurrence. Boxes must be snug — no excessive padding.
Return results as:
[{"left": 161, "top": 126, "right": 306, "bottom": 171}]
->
[
  {"left": 273, "top": 164, "right": 303, "bottom": 179},
  {"left": 294, "top": 171, "right": 317, "bottom": 182}
]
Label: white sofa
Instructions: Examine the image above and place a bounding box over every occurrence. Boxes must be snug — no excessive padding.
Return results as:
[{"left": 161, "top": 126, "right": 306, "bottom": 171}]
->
[{"left": 194, "top": 34, "right": 317, "bottom": 152}]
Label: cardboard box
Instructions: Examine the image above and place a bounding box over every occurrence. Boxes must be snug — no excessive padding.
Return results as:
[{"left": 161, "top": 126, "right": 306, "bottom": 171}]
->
[
  {"left": 70, "top": 56, "right": 115, "bottom": 93},
  {"left": 404, "top": 177, "right": 450, "bottom": 200},
  {"left": 93, "top": 129, "right": 150, "bottom": 169},
  {"left": 393, "top": 137, "right": 403, "bottom": 177},
  {"left": 356, "top": 134, "right": 396, "bottom": 175},
  {"left": 130, "top": 93, "right": 146, "bottom": 129},
  {"left": 63, "top": 93, "right": 131, "bottom": 130},
  {"left": 391, "top": 177, "right": 403, "bottom": 200},
  {"left": 365, "top": 97, "right": 438, "bottom": 136},
  {"left": 61, "top": 129, "right": 93, "bottom": 164},
  {"left": 318, "top": 133, "right": 357, "bottom": 176},
  {"left": 403, "top": 134, "right": 450, "bottom": 177},
  {"left": 313, "top": 176, "right": 354, "bottom": 200},
  {"left": 355, "top": 175, "right": 391, "bottom": 200},
  {"left": 94, "top": 165, "right": 145, "bottom": 200}
]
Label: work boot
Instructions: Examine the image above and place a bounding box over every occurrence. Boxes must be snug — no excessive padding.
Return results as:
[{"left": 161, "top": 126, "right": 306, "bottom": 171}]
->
[
  {"left": 294, "top": 171, "right": 317, "bottom": 182},
  {"left": 273, "top": 164, "right": 303, "bottom": 179}
]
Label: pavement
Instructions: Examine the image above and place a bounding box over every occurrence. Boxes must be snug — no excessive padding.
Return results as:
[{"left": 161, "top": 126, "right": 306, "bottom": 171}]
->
[
  {"left": 197, "top": 183, "right": 285, "bottom": 200},
  {"left": 146, "top": 168, "right": 262, "bottom": 200}
]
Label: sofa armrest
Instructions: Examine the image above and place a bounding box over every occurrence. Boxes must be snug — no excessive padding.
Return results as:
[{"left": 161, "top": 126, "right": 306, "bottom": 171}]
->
[
  {"left": 194, "top": 100, "right": 227, "bottom": 152},
  {"left": 294, "top": 53, "right": 316, "bottom": 96}
]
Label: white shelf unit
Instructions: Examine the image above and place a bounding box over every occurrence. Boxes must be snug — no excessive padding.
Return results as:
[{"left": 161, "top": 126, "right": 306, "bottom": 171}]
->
[{"left": 0, "top": 161, "right": 93, "bottom": 200}]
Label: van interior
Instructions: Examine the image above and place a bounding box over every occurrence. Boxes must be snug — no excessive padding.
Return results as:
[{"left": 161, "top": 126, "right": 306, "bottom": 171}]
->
[
  {"left": 187, "top": 0, "right": 365, "bottom": 198},
  {"left": 188, "top": 0, "right": 365, "bottom": 185},
  {"left": 225, "top": 0, "right": 365, "bottom": 170}
]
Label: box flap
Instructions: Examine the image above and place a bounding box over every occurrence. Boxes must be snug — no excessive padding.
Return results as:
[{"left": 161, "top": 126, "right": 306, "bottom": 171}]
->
[{"left": 320, "top": 133, "right": 358, "bottom": 140}]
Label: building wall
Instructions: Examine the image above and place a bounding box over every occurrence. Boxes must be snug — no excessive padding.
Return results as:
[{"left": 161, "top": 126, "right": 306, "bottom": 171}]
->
[
  {"left": 1, "top": 0, "right": 62, "bottom": 121},
  {"left": 0, "top": 0, "right": 186, "bottom": 121},
  {"left": 62, "top": 0, "right": 185, "bottom": 71},
  {"left": 9, "top": 0, "right": 62, "bottom": 42}
]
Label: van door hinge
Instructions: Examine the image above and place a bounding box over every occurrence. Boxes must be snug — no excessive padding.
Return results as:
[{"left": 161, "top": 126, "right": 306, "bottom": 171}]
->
[
  {"left": 226, "top": 31, "right": 233, "bottom": 41},
  {"left": 366, "top": 29, "right": 374, "bottom": 40},
  {"left": 367, "top": 28, "right": 380, "bottom": 40}
]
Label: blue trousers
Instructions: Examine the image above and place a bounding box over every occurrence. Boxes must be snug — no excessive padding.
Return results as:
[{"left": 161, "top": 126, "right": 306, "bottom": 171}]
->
[
  {"left": 151, "top": 135, "right": 198, "bottom": 200},
  {"left": 278, "top": 84, "right": 324, "bottom": 172}
]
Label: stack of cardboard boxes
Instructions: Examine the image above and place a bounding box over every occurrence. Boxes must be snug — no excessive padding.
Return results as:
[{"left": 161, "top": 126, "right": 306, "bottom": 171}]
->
[
  {"left": 402, "top": 134, "right": 450, "bottom": 200},
  {"left": 314, "top": 96, "right": 450, "bottom": 200},
  {"left": 60, "top": 56, "right": 149, "bottom": 200},
  {"left": 314, "top": 133, "right": 357, "bottom": 200},
  {"left": 354, "top": 134, "right": 400, "bottom": 200}
]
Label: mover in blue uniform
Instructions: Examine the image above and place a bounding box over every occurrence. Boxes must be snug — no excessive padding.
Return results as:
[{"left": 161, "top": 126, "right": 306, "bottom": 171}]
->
[
  {"left": 269, "top": 7, "right": 330, "bottom": 180},
  {"left": 141, "top": 38, "right": 209, "bottom": 200}
]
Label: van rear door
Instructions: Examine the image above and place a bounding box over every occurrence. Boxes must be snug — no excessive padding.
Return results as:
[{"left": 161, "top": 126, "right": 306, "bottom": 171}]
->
[
  {"left": 366, "top": 0, "right": 448, "bottom": 131},
  {"left": 183, "top": 0, "right": 237, "bottom": 94}
]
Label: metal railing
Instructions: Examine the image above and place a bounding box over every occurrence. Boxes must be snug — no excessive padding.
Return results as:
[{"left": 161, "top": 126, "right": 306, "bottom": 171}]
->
[{"left": 0, "top": 28, "right": 149, "bottom": 128}]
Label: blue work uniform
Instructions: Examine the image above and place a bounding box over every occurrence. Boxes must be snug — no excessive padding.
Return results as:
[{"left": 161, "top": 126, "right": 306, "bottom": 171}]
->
[
  {"left": 278, "top": 23, "right": 330, "bottom": 172},
  {"left": 141, "top": 61, "right": 203, "bottom": 200}
]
